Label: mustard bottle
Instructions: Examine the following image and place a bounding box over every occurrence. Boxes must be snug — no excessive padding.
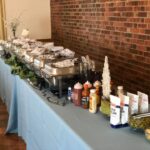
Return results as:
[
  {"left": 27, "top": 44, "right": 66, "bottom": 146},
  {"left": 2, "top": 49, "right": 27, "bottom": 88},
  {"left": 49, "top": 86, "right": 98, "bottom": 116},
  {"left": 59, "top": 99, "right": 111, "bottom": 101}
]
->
[{"left": 89, "top": 89, "right": 97, "bottom": 114}]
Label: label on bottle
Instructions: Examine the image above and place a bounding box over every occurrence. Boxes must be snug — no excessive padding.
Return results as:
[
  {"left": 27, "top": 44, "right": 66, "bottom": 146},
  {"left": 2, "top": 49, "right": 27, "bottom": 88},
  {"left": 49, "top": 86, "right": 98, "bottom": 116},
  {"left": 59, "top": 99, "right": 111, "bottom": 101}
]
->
[
  {"left": 73, "top": 89, "right": 82, "bottom": 106},
  {"left": 81, "top": 97, "right": 89, "bottom": 106},
  {"left": 89, "top": 95, "right": 97, "bottom": 113}
]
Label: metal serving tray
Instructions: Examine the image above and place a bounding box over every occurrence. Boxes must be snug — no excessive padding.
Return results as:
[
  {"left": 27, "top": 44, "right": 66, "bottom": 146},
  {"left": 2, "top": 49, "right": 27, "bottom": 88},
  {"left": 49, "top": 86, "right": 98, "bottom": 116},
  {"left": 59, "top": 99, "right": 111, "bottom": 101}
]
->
[
  {"left": 42, "top": 64, "right": 79, "bottom": 77},
  {"left": 24, "top": 53, "right": 38, "bottom": 63},
  {"left": 33, "top": 56, "right": 56, "bottom": 69}
]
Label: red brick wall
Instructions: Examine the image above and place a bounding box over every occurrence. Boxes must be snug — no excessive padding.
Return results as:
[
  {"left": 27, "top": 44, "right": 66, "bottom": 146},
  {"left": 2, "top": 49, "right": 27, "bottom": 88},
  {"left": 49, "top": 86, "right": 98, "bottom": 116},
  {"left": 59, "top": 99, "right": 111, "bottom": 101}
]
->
[{"left": 51, "top": 0, "right": 150, "bottom": 97}]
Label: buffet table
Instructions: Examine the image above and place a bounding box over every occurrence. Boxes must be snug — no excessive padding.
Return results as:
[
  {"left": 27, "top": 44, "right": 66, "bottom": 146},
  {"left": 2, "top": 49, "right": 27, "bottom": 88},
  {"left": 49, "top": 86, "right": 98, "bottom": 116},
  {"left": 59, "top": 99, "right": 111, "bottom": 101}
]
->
[{"left": 0, "top": 58, "right": 149, "bottom": 150}]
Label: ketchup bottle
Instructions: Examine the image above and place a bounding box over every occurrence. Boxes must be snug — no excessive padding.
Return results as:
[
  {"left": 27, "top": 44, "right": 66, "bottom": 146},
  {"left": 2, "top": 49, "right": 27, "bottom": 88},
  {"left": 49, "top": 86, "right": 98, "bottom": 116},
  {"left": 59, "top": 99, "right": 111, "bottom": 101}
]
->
[{"left": 73, "top": 82, "right": 83, "bottom": 106}]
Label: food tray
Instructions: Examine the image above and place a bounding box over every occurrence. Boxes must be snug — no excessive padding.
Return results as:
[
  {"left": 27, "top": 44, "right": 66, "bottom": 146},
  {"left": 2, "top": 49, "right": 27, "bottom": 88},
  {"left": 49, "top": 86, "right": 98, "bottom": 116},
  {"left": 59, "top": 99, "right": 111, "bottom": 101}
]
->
[
  {"left": 24, "top": 53, "right": 37, "bottom": 63},
  {"left": 33, "top": 56, "right": 56, "bottom": 68},
  {"left": 129, "top": 113, "right": 150, "bottom": 130},
  {"left": 42, "top": 65, "right": 79, "bottom": 77}
]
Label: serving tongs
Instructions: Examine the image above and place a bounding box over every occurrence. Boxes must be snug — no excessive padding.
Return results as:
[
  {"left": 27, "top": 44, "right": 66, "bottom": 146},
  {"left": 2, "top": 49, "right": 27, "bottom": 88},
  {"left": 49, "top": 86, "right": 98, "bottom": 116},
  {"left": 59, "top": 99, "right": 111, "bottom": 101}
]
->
[{"left": 132, "top": 113, "right": 150, "bottom": 119}]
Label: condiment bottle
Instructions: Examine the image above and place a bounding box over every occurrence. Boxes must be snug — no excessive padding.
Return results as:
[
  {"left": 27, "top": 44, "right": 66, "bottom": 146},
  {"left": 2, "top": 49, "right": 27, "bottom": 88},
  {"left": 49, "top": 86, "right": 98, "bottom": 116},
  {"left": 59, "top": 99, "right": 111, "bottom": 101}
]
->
[
  {"left": 93, "top": 80, "right": 101, "bottom": 107},
  {"left": 85, "top": 81, "right": 92, "bottom": 89},
  {"left": 67, "top": 87, "right": 72, "bottom": 102},
  {"left": 117, "top": 86, "right": 124, "bottom": 97},
  {"left": 117, "top": 86, "right": 124, "bottom": 107},
  {"left": 73, "top": 82, "right": 83, "bottom": 106},
  {"left": 110, "top": 81, "right": 115, "bottom": 95},
  {"left": 81, "top": 84, "right": 90, "bottom": 109},
  {"left": 89, "top": 89, "right": 97, "bottom": 113},
  {"left": 145, "top": 128, "right": 150, "bottom": 141}
]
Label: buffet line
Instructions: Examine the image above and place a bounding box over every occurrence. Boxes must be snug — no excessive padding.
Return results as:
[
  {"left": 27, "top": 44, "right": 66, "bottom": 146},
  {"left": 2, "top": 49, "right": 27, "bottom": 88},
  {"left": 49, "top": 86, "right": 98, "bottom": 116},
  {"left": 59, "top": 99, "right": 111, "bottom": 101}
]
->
[
  {"left": 0, "top": 38, "right": 99, "bottom": 104},
  {"left": 0, "top": 38, "right": 150, "bottom": 142}
]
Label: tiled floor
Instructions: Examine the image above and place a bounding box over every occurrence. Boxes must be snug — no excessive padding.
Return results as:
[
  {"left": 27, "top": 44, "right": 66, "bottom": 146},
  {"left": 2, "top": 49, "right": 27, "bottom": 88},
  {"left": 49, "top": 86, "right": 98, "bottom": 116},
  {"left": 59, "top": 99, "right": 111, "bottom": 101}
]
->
[{"left": 0, "top": 99, "right": 26, "bottom": 150}]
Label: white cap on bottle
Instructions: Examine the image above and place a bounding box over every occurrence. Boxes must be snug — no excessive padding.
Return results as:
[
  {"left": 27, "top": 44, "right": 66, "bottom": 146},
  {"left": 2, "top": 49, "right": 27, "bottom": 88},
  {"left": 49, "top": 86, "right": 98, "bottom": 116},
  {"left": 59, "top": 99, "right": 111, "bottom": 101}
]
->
[
  {"left": 85, "top": 81, "right": 92, "bottom": 88},
  {"left": 90, "top": 89, "right": 96, "bottom": 94},
  {"left": 74, "top": 82, "right": 83, "bottom": 89},
  {"left": 93, "top": 80, "right": 101, "bottom": 87},
  {"left": 117, "top": 86, "right": 123, "bottom": 90}
]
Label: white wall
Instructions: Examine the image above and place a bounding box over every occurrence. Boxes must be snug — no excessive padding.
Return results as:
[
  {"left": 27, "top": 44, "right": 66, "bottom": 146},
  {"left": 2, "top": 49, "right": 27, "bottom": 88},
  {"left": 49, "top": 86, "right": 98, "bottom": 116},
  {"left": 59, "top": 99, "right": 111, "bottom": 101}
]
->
[{"left": 5, "top": 0, "right": 51, "bottom": 39}]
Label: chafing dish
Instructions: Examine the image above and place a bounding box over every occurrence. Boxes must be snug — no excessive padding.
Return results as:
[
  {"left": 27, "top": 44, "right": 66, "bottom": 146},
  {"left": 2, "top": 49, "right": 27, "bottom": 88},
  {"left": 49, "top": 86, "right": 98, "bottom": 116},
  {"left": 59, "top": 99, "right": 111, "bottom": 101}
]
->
[
  {"left": 41, "top": 62, "right": 80, "bottom": 97},
  {"left": 42, "top": 64, "right": 79, "bottom": 77},
  {"left": 24, "top": 52, "right": 38, "bottom": 63},
  {"left": 14, "top": 48, "right": 29, "bottom": 57},
  {"left": 43, "top": 58, "right": 78, "bottom": 75},
  {"left": 33, "top": 54, "right": 55, "bottom": 69},
  {"left": 24, "top": 46, "right": 52, "bottom": 63}
]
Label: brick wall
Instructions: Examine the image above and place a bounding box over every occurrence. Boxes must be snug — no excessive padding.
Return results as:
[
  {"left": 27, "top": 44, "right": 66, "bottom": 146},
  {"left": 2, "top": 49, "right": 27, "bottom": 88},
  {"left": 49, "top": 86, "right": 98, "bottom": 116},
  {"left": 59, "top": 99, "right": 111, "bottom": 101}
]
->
[{"left": 51, "top": 0, "right": 150, "bottom": 97}]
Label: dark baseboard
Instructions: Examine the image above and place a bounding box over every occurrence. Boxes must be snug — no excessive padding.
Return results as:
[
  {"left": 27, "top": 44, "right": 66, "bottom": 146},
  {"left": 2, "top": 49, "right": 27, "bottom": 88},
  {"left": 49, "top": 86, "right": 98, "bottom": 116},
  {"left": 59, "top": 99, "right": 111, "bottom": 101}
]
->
[{"left": 37, "top": 39, "right": 52, "bottom": 42}]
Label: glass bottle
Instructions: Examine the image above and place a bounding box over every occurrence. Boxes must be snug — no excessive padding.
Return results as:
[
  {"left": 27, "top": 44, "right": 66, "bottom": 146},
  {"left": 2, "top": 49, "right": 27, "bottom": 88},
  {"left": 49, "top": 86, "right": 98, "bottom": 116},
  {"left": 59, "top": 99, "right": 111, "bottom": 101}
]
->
[
  {"left": 73, "top": 82, "right": 83, "bottom": 106},
  {"left": 67, "top": 87, "right": 72, "bottom": 102},
  {"left": 117, "top": 86, "right": 124, "bottom": 97},
  {"left": 81, "top": 84, "right": 90, "bottom": 109},
  {"left": 117, "top": 86, "right": 124, "bottom": 107},
  {"left": 93, "top": 81, "right": 101, "bottom": 107},
  {"left": 89, "top": 89, "right": 97, "bottom": 113},
  {"left": 84, "top": 81, "right": 92, "bottom": 89}
]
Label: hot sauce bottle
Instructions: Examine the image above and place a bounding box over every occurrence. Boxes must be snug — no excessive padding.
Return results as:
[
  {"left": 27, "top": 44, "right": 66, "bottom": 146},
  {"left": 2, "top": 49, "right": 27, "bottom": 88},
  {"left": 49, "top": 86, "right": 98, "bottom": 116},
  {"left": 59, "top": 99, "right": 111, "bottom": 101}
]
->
[
  {"left": 85, "top": 81, "right": 92, "bottom": 89},
  {"left": 81, "top": 84, "right": 90, "bottom": 109}
]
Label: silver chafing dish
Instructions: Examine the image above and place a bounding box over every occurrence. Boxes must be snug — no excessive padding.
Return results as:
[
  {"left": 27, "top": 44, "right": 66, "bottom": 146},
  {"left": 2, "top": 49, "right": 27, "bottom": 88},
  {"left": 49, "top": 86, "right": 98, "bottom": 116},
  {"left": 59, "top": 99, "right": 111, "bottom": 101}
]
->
[
  {"left": 42, "top": 65, "right": 79, "bottom": 76},
  {"left": 33, "top": 54, "right": 55, "bottom": 69},
  {"left": 24, "top": 46, "right": 51, "bottom": 62},
  {"left": 41, "top": 59, "right": 80, "bottom": 97},
  {"left": 13, "top": 48, "right": 32, "bottom": 59},
  {"left": 24, "top": 52, "right": 37, "bottom": 63}
]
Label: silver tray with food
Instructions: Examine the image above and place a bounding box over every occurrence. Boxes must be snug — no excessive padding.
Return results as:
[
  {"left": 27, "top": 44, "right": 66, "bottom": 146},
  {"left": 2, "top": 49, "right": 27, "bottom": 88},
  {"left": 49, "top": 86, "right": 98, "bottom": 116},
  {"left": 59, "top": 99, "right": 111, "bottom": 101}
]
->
[
  {"left": 14, "top": 48, "right": 31, "bottom": 58},
  {"left": 42, "top": 65, "right": 79, "bottom": 77},
  {"left": 24, "top": 47, "right": 51, "bottom": 63},
  {"left": 33, "top": 54, "right": 56, "bottom": 69},
  {"left": 24, "top": 52, "right": 38, "bottom": 63},
  {"left": 42, "top": 58, "right": 79, "bottom": 77}
]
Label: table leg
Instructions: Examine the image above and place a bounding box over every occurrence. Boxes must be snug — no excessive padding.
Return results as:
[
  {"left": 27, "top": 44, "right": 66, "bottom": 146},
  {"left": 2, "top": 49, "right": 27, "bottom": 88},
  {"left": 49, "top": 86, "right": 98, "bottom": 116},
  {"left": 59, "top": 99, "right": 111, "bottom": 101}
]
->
[{"left": 58, "top": 77, "right": 62, "bottom": 98}]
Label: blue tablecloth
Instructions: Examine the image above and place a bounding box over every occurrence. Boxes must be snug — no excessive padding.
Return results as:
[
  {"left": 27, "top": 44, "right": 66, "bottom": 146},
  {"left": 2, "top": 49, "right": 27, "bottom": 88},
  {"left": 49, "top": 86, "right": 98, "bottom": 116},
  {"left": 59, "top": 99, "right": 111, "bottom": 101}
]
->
[
  {"left": 0, "top": 59, "right": 15, "bottom": 112},
  {"left": 0, "top": 58, "right": 150, "bottom": 150},
  {"left": 0, "top": 58, "right": 90, "bottom": 150}
]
